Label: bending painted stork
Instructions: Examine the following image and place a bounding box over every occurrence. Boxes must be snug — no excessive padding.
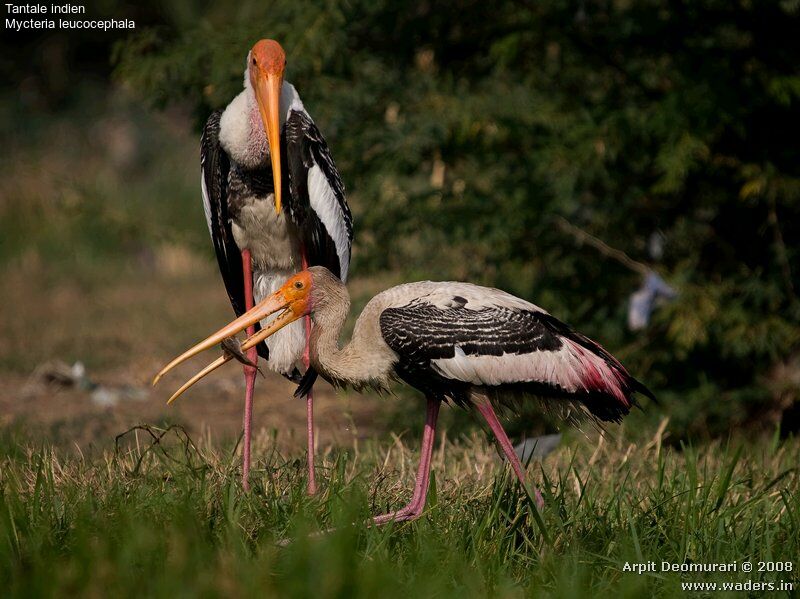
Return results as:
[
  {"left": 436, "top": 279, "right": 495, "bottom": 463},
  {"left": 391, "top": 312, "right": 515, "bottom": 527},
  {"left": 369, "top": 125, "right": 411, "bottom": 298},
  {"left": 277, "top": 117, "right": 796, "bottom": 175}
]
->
[
  {"left": 196, "top": 39, "right": 352, "bottom": 493},
  {"left": 156, "top": 268, "right": 654, "bottom": 522}
]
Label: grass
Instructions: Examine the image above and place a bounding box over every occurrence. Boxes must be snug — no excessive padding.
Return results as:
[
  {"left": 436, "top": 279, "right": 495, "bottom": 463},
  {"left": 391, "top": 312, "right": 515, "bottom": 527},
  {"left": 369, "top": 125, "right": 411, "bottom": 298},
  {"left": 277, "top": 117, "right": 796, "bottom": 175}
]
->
[{"left": 0, "top": 423, "right": 797, "bottom": 597}]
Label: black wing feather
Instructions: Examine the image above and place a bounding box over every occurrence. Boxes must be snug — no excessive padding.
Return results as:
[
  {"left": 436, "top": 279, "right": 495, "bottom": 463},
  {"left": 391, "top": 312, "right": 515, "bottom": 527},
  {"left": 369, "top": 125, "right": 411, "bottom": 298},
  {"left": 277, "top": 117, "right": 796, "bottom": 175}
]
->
[
  {"left": 283, "top": 110, "right": 353, "bottom": 280},
  {"left": 283, "top": 109, "right": 354, "bottom": 397},
  {"left": 380, "top": 303, "right": 563, "bottom": 361},
  {"left": 379, "top": 301, "right": 653, "bottom": 419},
  {"left": 379, "top": 302, "right": 563, "bottom": 406},
  {"left": 201, "top": 111, "right": 269, "bottom": 359}
]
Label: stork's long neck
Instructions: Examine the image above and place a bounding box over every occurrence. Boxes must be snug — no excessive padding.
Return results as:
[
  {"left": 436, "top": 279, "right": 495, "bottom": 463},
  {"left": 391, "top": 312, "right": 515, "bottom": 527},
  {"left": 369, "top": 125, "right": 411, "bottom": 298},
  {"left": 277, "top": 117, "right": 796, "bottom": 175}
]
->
[
  {"left": 218, "top": 78, "right": 305, "bottom": 169},
  {"left": 309, "top": 291, "right": 391, "bottom": 391}
]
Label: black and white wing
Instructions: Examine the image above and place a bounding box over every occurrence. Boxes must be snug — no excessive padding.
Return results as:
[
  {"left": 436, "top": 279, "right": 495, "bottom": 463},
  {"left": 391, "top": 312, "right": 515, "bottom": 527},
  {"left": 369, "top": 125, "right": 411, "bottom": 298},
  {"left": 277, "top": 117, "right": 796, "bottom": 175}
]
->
[
  {"left": 201, "top": 111, "right": 269, "bottom": 358},
  {"left": 379, "top": 293, "right": 652, "bottom": 421},
  {"left": 201, "top": 111, "right": 244, "bottom": 313},
  {"left": 283, "top": 109, "right": 353, "bottom": 281}
]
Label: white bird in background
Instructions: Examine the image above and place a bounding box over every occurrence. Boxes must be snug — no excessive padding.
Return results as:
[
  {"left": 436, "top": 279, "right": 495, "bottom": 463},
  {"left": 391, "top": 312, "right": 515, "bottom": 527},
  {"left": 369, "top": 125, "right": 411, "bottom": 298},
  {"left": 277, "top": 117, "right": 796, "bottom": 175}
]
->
[
  {"left": 196, "top": 39, "right": 353, "bottom": 493},
  {"left": 156, "top": 267, "right": 654, "bottom": 523}
]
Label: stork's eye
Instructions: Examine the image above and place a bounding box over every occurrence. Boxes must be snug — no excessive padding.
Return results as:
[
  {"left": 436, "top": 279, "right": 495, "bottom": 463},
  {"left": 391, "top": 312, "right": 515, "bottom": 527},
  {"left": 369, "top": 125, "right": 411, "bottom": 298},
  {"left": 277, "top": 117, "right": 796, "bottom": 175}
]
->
[{"left": 294, "top": 281, "right": 303, "bottom": 289}]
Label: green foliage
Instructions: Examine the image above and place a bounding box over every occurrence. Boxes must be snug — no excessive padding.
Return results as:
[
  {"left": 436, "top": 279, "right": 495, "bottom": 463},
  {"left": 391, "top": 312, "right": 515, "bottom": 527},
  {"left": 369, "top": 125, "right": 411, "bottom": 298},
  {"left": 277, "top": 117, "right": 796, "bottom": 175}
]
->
[{"left": 0, "top": 428, "right": 797, "bottom": 597}]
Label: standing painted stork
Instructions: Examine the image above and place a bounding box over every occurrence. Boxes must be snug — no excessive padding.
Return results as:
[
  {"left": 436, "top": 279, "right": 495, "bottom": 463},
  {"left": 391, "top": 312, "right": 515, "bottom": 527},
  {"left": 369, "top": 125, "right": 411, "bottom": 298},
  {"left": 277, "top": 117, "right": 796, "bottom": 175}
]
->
[
  {"left": 194, "top": 39, "right": 352, "bottom": 493},
  {"left": 155, "top": 268, "right": 654, "bottom": 522}
]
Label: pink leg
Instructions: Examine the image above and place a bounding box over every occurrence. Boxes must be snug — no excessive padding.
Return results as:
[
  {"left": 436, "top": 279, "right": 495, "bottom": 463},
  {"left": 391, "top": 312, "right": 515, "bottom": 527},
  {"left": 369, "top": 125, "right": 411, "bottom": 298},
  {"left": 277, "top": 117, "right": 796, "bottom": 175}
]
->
[
  {"left": 373, "top": 397, "right": 441, "bottom": 525},
  {"left": 299, "top": 252, "right": 317, "bottom": 495},
  {"left": 474, "top": 400, "right": 544, "bottom": 508},
  {"left": 304, "top": 313, "right": 317, "bottom": 495},
  {"left": 241, "top": 249, "right": 258, "bottom": 492}
]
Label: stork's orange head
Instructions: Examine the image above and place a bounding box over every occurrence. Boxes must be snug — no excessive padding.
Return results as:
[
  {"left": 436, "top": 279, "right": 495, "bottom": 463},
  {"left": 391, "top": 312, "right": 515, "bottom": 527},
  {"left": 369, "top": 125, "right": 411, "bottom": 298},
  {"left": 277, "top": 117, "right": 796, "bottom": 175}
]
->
[
  {"left": 249, "top": 39, "right": 286, "bottom": 77},
  {"left": 275, "top": 270, "right": 314, "bottom": 316},
  {"left": 247, "top": 39, "right": 287, "bottom": 214}
]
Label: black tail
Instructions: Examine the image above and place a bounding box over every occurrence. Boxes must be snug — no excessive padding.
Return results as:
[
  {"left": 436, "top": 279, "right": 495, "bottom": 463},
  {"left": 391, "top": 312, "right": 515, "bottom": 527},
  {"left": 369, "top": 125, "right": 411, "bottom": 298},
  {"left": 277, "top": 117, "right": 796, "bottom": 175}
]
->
[{"left": 293, "top": 368, "right": 319, "bottom": 399}]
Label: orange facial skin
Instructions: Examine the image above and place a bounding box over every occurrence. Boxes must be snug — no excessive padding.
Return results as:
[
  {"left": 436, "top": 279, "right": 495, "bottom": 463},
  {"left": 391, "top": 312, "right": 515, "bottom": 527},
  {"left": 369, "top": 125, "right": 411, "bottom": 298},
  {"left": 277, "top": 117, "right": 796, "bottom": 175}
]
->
[
  {"left": 250, "top": 40, "right": 286, "bottom": 75},
  {"left": 275, "top": 270, "right": 314, "bottom": 318}
]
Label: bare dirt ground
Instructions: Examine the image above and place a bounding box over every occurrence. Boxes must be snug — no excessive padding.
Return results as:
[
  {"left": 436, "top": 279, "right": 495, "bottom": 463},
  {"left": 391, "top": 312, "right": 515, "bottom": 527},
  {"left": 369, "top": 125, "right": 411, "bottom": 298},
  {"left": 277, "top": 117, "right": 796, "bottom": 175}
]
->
[
  {"left": 0, "top": 252, "right": 393, "bottom": 453},
  {"left": 0, "top": 370, "right": 386, "bottom": 452}
]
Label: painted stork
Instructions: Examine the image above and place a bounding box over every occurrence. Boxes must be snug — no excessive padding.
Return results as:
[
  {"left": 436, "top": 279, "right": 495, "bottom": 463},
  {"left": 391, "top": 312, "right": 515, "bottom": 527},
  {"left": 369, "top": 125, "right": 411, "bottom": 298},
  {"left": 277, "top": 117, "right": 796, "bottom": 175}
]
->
[
  {"left": 155, "top": 268, "right": 654, "bottom": 522},
  {"left": 195, "top": 39, "right": 352, "bottom": 493}
]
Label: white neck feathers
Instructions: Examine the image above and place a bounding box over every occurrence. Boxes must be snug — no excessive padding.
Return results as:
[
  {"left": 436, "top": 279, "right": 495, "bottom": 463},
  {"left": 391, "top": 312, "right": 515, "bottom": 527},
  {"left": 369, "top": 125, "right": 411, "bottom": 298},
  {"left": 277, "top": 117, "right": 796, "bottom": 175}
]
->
[{"left": 218, "top": 74, "right": 305, "bottom": 169}]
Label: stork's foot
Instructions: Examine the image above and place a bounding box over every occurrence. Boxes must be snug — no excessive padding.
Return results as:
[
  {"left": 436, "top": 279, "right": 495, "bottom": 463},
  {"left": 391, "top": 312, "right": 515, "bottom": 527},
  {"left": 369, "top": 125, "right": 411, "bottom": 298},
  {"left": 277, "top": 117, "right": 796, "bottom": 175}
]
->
[
  {"left": 372, "top": 510, "right": 418, "bottom": 526},
  {"left": 371, "top": 499, "right": 426, "bottom": 526},
  {"left": 274, "top": 503, "right": 426, "bottom": 546}
]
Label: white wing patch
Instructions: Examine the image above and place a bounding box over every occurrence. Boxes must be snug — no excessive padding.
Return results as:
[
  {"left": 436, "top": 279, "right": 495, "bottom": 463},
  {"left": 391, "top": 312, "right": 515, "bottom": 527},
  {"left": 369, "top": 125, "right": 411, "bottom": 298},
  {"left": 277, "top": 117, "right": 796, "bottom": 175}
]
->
[
  {"left": 308, "top": 164, "right": 351, "bottom": 280},
  {"left": 431, "top": 338, "right": 628, "bottom": 402},
  {"left": 200, "top": 170, "right": 214, "bottom": 238},
  {"left": 281, "top": 82, "right": 305, "bottom": 120}
]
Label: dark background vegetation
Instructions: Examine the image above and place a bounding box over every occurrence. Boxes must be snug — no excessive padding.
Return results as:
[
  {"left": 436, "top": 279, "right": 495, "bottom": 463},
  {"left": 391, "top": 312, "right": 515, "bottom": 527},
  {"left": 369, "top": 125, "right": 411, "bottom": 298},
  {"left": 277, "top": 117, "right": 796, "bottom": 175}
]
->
[{"left": 2, "top": 0, "right": 800, "bottom": 441}]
